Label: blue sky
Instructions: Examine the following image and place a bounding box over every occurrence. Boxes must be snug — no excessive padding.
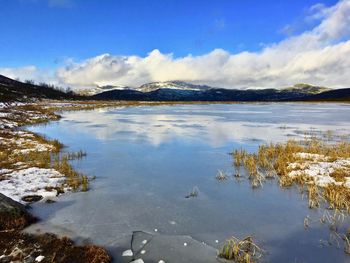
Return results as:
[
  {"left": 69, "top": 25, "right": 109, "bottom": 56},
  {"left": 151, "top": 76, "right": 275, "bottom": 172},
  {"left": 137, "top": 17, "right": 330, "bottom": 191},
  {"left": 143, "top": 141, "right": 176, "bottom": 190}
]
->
[
  {"left": 0, "top": 0, "right": 349, "bottom": 89},
  {"left": 0, "top": 0, "right": 337, "bottom": 68}
]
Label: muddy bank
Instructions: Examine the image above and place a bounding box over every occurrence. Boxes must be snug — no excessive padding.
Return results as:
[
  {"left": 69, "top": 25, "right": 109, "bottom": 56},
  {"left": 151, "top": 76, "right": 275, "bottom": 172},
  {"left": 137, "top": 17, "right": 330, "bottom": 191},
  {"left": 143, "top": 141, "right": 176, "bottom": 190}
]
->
[
  {"left": 0, "top": 232, "right": 110, "bottom": 263},
  {"left": 0, "top": 101, "right": 124, "bottom": 262},
  {"left": 0, "top": 193, "right": 110, "bottom": 263}
]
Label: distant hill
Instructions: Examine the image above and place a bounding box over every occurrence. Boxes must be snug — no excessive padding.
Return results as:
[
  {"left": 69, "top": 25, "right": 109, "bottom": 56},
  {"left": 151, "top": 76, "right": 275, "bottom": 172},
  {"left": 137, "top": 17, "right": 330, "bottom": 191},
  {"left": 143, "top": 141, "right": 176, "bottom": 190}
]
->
[
  {"left": 92, "top": 81, "right": 349, "bottom": 102},
  {"left": 0, "top": 75, "right": 81, "bottom": 101},
  {"left": 1, "top": 74, "right": 349, "bottom": 102},
  {"left": 137, "top": 81, "right": 213, "bottom": 92},
  {"left": 77, "top": 85, "right": 131, "bottom": 96},
  {"left": 283, "top": 83, "right": 330, "bottom": 94},
  {"left": 295, "top": 88, "right": 350, "bottom": 101}
]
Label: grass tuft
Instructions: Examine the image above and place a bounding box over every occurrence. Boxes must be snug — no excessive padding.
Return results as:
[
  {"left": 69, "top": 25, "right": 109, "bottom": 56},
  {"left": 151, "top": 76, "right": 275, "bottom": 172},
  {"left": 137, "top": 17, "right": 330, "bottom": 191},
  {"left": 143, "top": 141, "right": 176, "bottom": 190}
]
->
[
  {"left": 218, "top": 236, "right": 263, "bottom": 263},
  {"left": 216, "top": 170, "right": 229, "bottom": 181}
]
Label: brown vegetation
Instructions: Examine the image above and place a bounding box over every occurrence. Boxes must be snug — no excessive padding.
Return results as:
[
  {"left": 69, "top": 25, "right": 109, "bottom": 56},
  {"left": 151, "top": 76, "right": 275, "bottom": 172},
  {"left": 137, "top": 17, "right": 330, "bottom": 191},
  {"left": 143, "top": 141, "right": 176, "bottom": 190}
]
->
[
  {"left": 218, "top": 236, "right": 263, "bottom": 263},
  {"left": 0, "top": 232, "right": 111, "bottom": 263}
]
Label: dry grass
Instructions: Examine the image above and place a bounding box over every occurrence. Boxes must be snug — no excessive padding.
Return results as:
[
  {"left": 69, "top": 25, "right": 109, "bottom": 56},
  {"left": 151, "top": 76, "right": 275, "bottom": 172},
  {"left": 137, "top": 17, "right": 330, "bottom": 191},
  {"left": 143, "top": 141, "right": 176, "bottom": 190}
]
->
[
  {"left": 218, "top": 236, "right": 263, "bottom": 263},
  {"left": 308, "top": 184, "right": 320, "bottom": 209},
  {"left": 229, "top": 135, "right": 350, "bottom": 255},
  {"left": 0, "top": 102, "right": 101, "bottom": 192},
  {"left": 329, "top": 167, "right": 349, "bottom": 183},
  {"left": 323, "top": 185, "right": 350, "bottom": 212}
]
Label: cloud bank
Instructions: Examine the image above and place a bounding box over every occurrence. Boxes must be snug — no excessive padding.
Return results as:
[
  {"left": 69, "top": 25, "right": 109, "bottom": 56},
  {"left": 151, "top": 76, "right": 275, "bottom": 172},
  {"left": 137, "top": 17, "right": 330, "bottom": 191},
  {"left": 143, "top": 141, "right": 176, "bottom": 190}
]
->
[{"left": 2, "top": 0, "right": 350, "bottom": 89}]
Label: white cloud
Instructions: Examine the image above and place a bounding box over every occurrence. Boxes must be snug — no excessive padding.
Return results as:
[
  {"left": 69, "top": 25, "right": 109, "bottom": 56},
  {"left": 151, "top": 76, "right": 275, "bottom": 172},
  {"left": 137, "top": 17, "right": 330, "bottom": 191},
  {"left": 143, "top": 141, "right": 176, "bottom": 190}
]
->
[
  {"left": 0, "top": 66, "right": 37, "bottom": 81},
  {"left": 0, "top": 66, "right": 58, "bottom": 85},
  {"left": 4, "top": 0, "right": 350, "bottom": 90}
]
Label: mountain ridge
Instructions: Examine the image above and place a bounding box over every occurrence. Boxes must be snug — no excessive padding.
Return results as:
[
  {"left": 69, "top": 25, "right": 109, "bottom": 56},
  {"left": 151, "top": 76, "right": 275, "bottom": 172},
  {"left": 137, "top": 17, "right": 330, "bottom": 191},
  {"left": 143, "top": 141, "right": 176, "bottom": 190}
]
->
[
  {"left": 92, "top": 81, "right": 347, "bottom": 102},
  {"left": 0, "top": 74, "right": 349, "bottom": 102}
]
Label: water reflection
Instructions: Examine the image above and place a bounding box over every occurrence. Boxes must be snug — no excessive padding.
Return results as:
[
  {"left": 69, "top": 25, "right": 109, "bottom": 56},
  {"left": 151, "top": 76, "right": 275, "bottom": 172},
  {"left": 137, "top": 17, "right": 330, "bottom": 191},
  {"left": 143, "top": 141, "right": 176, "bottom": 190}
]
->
[
  {"left": 59, "top": 103, "right": 350, "bottom": 147},
  {"left": 26, "top": 103, "right": 350, "bottom": 262}
]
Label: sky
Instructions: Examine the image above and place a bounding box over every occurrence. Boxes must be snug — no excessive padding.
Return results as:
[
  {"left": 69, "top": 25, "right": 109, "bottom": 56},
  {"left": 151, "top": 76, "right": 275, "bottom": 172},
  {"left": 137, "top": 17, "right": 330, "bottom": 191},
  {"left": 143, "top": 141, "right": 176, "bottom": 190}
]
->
[{"left": 0, "top": 0, "right": 349, "bottom": 89}]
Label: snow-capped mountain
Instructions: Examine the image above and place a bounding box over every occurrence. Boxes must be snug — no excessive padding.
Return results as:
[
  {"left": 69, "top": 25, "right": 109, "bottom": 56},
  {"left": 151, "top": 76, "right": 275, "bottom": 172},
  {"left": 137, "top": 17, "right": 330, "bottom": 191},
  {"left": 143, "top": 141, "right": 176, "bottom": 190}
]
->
[
  {"left": 137, "top": 81, "right": 213, "bottom": 92},
  {"left": 78, "top": 85, "right": 131, "bottom": 96}
]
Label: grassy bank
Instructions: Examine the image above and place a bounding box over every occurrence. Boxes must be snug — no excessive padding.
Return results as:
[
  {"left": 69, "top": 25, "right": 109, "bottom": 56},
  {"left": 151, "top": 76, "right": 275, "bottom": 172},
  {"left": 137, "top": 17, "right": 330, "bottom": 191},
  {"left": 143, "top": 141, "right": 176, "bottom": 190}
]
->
[{"left": 230, "top": 135, "right": 350, "bottom": 255}]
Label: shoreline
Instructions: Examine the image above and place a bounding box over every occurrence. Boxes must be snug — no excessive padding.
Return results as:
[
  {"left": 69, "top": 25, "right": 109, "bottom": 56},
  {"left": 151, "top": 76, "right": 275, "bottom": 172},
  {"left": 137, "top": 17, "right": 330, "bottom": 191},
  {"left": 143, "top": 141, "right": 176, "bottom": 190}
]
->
[
  {"left": 1, "top": 100, "right": 350, "bottom": 262},
  {"left": 1, "top": 99, "right": 229, "bottom": 262},
  {"left": 0, "top": 100, "right": 155, "bottom": 262}
]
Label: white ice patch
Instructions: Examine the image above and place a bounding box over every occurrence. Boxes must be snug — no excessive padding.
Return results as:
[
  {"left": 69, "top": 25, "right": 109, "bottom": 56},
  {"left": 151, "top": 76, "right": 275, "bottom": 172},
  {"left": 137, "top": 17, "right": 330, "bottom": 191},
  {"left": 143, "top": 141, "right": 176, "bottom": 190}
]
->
[
  {"left": 122, "top": 249, "right": 133, "bottom": 257},
  {"left": 35, "top": 255, "right": 45, "bottom": 262},
  {"left": 0, "top": 167, "right": 66, "bottom": 203}
]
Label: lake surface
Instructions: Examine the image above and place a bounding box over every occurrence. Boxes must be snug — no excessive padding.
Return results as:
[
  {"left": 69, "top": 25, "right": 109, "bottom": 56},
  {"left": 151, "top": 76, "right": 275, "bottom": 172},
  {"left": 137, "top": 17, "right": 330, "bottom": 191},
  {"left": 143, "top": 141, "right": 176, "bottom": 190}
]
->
[{"left": 27, "top": 103, "right": 350, "bottom": 262}]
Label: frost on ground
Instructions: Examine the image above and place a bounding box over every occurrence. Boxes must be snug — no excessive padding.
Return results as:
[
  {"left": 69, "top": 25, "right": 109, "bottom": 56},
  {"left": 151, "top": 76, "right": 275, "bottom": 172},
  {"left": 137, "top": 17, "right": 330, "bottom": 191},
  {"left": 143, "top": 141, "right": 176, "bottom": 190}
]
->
[
  {"left": 0, "top": 167, "right": 67, "bottom": 203},
  {"left": 288, "top": 153, "right": 350, "bottom": 188},
  {"left": 0, "top": 100, "right": 157, "bottom": 203},
  {"left": 0, "top": 102, "right": 76, "bottom": 203}
]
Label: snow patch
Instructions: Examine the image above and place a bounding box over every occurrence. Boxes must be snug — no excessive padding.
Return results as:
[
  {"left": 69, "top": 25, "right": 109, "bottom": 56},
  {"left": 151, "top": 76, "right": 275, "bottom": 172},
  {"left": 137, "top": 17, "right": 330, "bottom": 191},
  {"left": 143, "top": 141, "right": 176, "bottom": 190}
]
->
[
  {"left": 122, "top": 249, "right": 133, "bottom": 257},
  {"left": 288, "top": 154, "right": 350, "bottom": 187},
  {"left": 0, "top": 167, "right": 66, "bottom": 203}
]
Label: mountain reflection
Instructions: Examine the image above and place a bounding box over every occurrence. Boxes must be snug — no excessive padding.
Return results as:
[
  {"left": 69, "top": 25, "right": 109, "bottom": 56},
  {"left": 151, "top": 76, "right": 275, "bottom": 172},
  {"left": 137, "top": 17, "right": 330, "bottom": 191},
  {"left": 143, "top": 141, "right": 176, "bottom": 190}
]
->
[{"left": 60, "top": 104, "right": 350, "bottom": 147}]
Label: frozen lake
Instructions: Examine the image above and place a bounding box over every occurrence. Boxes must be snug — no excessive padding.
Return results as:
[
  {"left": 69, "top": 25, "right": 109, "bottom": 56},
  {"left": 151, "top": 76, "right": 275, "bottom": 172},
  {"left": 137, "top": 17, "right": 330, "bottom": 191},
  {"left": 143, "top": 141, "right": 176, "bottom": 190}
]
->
[{"left": 27, "top": 103, "right": 350, "bottom": 262}]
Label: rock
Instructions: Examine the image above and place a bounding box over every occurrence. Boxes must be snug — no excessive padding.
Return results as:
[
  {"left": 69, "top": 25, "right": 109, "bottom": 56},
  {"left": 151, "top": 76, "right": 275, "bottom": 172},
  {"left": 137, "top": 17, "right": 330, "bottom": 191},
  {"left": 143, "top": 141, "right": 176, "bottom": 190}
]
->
[
  {"left": 21, "top": 195, "right": 43, "bottom": 203},
  {"left": 0, "top": 193, "right": 36, "bottom": 230}
]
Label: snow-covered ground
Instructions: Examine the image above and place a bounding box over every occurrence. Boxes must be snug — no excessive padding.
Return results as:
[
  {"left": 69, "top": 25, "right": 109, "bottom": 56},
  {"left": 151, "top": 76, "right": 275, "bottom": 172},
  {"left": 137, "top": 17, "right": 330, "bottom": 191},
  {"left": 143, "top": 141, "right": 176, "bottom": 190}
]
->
[
  {"left": 288, "top": 153, "right": 350, "bottom": 187},
  {"left": 0, "top": 101, "right": 125, "bottom": 204},
  {"left": 0, "top": 102, "right": 67, "bottom": 203},
  {"left": 0, "top": 167, "right": 67, "bottom": 203}
]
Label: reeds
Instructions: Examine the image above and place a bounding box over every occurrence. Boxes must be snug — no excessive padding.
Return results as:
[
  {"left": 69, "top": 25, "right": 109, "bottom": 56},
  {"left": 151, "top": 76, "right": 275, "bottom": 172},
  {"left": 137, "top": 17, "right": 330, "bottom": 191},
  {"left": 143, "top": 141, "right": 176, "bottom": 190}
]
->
[
  {"left": 218, "top": 236, "right": 263, "bottom": 263},
  {"left": 228, "top": 135, "right": 350, "bottom": 255},
  {"left": 185, "top": 186, "right": 199, "bottom": 198},
  {"left": 329, "top": 168, "right": 349, "bottom": 183},
  {"left": 308, "top": 184, "right": 320, "bottom": 209},
  {"left": 53, "top": 155, "right": 87, "bottom": 191},
  {"left": 323, "top": 184, "right": 350, "bottom": 212},
  {"left": 216, "top": 170, "right": 229, "bottom": 181},
  {"left": 66, "top": 150, "right": 87, "bottom": 160},
  {"left": 232, "top": 148, "right": 247, "bottom": 167}
]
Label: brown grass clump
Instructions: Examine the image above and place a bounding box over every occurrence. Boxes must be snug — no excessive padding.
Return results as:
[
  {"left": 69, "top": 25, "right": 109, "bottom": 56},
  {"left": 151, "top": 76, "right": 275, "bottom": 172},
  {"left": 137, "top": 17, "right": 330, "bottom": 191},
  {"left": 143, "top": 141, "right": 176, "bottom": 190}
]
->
[
  {"left": 308, "top": 184, "right": 320, "bottom": 209},
  {"left": 218, "top": 236, "right": 263, "bottom": 263},
  {"left": 329, "top": 168, "right": 349, "bottom": 183},
  {"left": 232, "top": 148, "right": 247, "bottom": 167},
  {"left": 53, "top": 155, "right": 87, "bottom": 191},
  {"left": 323, "top": 184, "right": 350, "bottom": 212},
  {"left": 229, "top": 135, "right": 350, "bottom": 255}
]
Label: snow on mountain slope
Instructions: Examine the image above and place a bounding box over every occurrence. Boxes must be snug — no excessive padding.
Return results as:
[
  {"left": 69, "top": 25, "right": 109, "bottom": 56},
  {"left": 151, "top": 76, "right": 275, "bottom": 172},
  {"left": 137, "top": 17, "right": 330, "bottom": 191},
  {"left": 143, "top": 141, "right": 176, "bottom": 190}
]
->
[{"left": 137, "top": 81, "right": 212, "bottom": 92}]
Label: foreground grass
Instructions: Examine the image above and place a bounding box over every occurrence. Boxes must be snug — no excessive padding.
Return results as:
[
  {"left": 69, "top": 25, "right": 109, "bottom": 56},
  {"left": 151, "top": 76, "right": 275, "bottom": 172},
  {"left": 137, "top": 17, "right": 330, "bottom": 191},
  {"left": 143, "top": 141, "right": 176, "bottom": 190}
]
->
[
  {"left": 1, "top": 100, "right": 202, "bottom": 199},
  {"left": 230, "top": 136, "right": 350, "bottom": 255},
  {"left": 218, "top": 236, "right": 263, "bottom": 263},
  {"left": 0, "top": 100, "right": 144, "bottom": 200}
]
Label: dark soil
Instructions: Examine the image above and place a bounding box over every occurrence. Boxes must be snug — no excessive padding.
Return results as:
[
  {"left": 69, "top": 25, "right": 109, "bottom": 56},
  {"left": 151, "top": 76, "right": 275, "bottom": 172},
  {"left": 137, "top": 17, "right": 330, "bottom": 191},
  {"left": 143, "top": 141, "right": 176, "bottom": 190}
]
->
[
  {"left": 0, "top": 231, "right": 111, "bottom": 263},
  {"left": 0, "top": 193, "right": 111, "bottom": 263}
]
